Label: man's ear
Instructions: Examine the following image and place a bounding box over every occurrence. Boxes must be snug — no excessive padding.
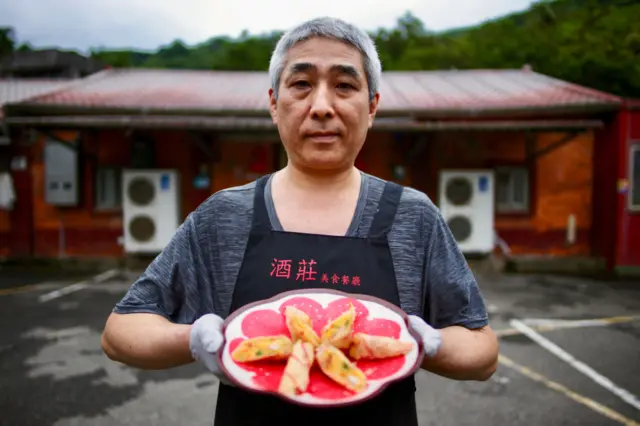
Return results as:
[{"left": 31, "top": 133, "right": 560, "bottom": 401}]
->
[
  {"left": 269, "top": 88, "right": 277, "bottom": 124},
  {"left": 367, "top": 93, "right": 380, "bottom": 128}
]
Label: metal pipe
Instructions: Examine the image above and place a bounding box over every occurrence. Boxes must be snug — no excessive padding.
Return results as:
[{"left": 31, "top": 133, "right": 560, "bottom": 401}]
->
[
  {"left": 567, "top": 214, "right": 577, "bottom": 245},
  {"left": 494, "top": 230, "right": 512, "bottom": 257}
]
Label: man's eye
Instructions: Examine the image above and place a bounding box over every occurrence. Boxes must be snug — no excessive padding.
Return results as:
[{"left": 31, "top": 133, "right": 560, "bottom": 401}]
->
[
  {"left": 337, "top": 83, "right": 355, "bottom": 90},
  {"left": 292, "top": 81, "right": 310, "bottom": 88}
]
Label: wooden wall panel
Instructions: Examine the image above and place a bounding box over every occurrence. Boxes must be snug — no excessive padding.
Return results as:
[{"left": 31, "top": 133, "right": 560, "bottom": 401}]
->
[
  {"left": 211, "top": 140, "right": 276, "bottom": 193},
  {"left": 0, "top": 211, "right": 9, "bottom": 232}
]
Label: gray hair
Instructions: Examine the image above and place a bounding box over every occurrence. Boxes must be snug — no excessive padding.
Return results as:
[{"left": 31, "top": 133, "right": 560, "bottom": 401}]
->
[{"left": 268, "top": 17, "right": 382, "bottom": 102}]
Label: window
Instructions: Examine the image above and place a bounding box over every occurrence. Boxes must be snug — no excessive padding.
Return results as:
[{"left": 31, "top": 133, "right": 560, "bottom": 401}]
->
[
  {"left": 631, "top": 144, "right": 640, "bottom": 211},
  {"left": 495, "top": 167, "right": 530, "bottom": 213},
  {"left": 95, "top": 166, "right": 122, "bottom": 210}
]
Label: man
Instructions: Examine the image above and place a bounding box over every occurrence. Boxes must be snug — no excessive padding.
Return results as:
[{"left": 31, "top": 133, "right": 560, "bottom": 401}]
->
[{"left": 101, "top": 16, "right": 498, "bottom": 426}]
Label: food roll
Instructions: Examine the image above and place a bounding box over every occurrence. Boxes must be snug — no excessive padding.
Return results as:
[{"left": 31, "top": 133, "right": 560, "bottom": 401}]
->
[
  {"left": 321, "top": 304, "right": 356, "bottom": 349},
  {"left": 278, "top": 340, "right": 315, "bottom": 396},
  {"left": 231, "top": 335, "right": 293, "bottom": 363},
  {"left": 348, "top": 333, "right": 413, "bottom": 360},
  {"left": 315, "top": 342, "right": 367, "bottom": 393},
  {"left": 284, "top": 306, "right": 321, "bottom": 346}
]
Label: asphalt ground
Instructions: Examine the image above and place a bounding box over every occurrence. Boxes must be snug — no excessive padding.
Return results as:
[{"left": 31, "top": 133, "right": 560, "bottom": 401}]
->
[
  {"left": 0, "top": 264, "right": 95, "bottom": 293},
  {"left": 1, "top": 269, "right": 639, "bottom": 426}
]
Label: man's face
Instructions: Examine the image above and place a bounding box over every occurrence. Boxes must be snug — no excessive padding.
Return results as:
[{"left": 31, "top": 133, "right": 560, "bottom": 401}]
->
[{"left": 269, "top": 37, "right": 379, "bottom": 172}]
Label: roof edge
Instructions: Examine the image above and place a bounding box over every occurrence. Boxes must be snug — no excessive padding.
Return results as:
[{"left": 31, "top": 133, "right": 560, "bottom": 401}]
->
[
  {"left": 529, "top": 71, "right": 623, "bottom": 104},
  {"left": 2, "top": 99, "right": 622, "bottom": 119},
  {"left": 4, "top": 115, "right": 605, "bottom": 132}
]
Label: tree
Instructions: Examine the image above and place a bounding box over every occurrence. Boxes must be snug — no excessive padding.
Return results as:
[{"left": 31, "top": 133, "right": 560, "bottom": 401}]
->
[{"left": 0, "top": 27, "right": 15, "bottom": 57}]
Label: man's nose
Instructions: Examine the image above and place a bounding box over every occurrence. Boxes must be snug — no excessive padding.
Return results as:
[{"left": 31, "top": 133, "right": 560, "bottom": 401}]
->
[{"left": 309, "top": 83, "right": 335, "bottom": 120}]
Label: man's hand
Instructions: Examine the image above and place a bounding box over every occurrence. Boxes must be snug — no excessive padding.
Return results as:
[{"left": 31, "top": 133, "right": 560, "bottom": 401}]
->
[
  {"left": 408, "top": 315, "right": 498, "bottom": 381},
  {"left": 408, "top": 315, "right": 442, "bottom": 358},
  {"left": 189, "top": 314, "right": 232, "bottom": 385}
]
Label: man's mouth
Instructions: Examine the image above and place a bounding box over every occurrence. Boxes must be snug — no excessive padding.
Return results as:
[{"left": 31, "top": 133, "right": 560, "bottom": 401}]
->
[{"left": 307, "top": 132, "right": 340, "bottom": 142}]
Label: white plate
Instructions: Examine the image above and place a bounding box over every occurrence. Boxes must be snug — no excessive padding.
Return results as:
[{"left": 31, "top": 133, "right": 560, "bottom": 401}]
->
[{"left": 218, "top": 288, "right": 424, "bottom": 407}]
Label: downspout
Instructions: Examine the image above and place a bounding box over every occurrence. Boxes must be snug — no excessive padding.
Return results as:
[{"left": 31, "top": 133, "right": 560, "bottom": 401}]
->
[{"left": 494, "top": 230, "right": 512, "bottom": 257}]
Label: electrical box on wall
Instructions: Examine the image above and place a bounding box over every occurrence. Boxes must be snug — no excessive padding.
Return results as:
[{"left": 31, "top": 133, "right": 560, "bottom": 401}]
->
[{"left": 44, "top": 140, "right": 79, "bottom": 206}]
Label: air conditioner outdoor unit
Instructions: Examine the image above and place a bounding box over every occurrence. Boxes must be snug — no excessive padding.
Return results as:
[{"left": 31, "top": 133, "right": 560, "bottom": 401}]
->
[
  {"left": 122, "top": 169, "right": 181, "bottom": 254},
  {"left": 438, "top": 170, "right": 495, "bottom": 254}
]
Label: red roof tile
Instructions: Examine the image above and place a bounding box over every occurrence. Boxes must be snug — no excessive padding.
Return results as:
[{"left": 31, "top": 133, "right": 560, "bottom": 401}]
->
[{"left": 9, "top": 68, "right": 621, "bottom": 116}]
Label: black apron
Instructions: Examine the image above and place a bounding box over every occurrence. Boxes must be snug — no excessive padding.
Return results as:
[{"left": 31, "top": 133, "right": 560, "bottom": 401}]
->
[{"left": 214, "top": 174, "right": 419, "bottom": 426}]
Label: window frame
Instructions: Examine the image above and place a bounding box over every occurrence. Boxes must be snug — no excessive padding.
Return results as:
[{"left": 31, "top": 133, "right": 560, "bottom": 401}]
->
[
  {"left": 94, "top": 165, "right": 123, "bottom": 211},
  {"left": 494, "top": 166, "right": 531, "bottom": 214},
  {"left": 629, "top": 143, "right": 640, "bottom": 212}
]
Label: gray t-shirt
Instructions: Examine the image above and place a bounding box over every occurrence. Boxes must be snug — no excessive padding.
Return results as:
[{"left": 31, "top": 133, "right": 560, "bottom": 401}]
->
[{"left": 114, "top": 172, "right": 489, "bottom": 330}]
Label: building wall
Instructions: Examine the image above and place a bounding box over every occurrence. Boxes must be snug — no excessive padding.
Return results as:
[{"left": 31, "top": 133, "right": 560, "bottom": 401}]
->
[
  {"left": 30, "top": 130, "right": 122, "bottom": 258},
  {"left": 9, "top": 126, "right": 596, "bottom": 259},
  {"left": 592, "top": 113, "right": 620, "bottom": 270},
  {"left": 295, "top": 128, "right": 594, "bottom": 256},
  {"left": 404, "top": 130, "right": 594, "bottom": 256},
  {"left": 355, "top": 132, "right": 414, "bottom": 184},
  {"left": 23, "top": 130, "right": 281, "bottom": 258},
  {"left": 502, "top": 132, "right": 593, "bottom": 256},
  {"left": 0, "top": 209, "right": 9, "bottom": 257},
  {"left": 211, "top": 136, "right": 277, "bottom": 193}
]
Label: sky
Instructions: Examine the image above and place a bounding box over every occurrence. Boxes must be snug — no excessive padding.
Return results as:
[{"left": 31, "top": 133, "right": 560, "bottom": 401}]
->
[{"left": 1, "top": 0, "right": 538, "bottom": 53}]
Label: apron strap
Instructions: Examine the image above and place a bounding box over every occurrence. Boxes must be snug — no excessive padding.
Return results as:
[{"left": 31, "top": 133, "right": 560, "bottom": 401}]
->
[
  {"left": 251, "top": 174, "right": 273, "bottom": 233},
  {"left": 368, "top": 180, "right": 404, "bottom": 240}
]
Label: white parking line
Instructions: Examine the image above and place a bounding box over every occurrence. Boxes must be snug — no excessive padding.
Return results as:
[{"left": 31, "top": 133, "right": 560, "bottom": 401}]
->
[
  {"left": 510, "top": 319, "right": 640, "bottom": 412},
  {"left": 499, "top": 355, "right": 640, "bottom": 426},
  {"left": 38, "top": 269, "right": 121, "bottom": 303},
  {"left": 496, "top": 315, "right": 640, "bottom": 337},
  {"left": 523, "top": 316, "right": 640, "bottom": 329}
]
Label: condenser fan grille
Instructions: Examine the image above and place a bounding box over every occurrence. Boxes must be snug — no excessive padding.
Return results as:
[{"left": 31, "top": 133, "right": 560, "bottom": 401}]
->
[
  {"left": 129, "top": 215, "right": 156, "bottom": 242},
  {"left": 445, "top": 177, "right": 473, "bottom": 206},
  {"left": 128, "top": 177, "right": 155, "bottom": 206},
  {"left": 447, "top": 215, "right": 472, "bottom": 243}
]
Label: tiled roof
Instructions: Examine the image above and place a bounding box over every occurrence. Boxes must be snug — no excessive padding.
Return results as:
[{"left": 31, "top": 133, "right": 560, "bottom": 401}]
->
[
  {"left": 378, "top": 70, "right": 621, "bottom": 112},
  {"left": 0, "top": 79, "right": 74, "bottom": 105},
  {"left": 7, "top": 68, "right": 622, "bottom": 116}
]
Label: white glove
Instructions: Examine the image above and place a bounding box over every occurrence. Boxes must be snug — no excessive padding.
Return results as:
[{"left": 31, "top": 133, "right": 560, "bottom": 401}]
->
[
  {"left": 408, "top": 315, "right": 442, "bottom": 358},
  {"left": 189, "top": 314, "right": 232, "bottom": 385}
]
